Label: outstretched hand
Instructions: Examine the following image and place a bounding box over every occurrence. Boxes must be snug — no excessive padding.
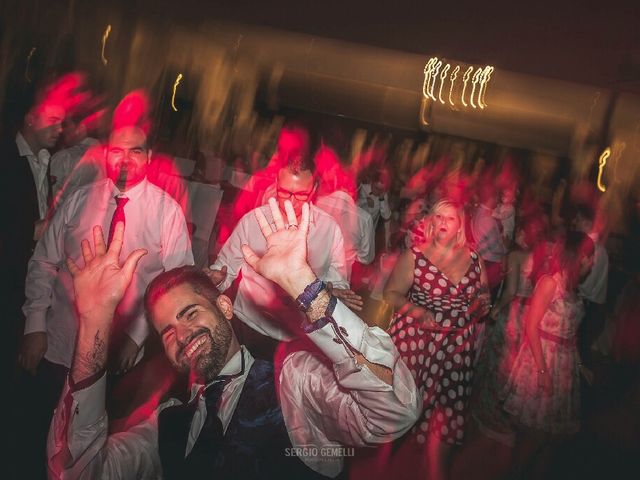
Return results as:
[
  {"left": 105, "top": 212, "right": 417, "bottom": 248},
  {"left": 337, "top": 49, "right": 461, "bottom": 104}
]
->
[
  {"left": 66, "top": 223, "right": 147, "bottom": 320},
  {"left": 328, "top": 282, "right": 364, "bottom": 311},
  {"left": 241, "top": 198, "right": 316, "bottom": 298}
]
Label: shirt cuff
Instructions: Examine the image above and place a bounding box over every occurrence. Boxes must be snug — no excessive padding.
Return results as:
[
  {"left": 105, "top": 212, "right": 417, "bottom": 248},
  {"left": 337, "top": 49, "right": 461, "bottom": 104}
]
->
[
  {"left": 306, "top": 300, "right": 397, "bottom": 371},
  {"left": 24, "top": 311, "right": 47, "bottom": 335},
  {"left": 69, "top": 369, "right": 106, "bottom": 393},
  {"left": 71, "top": 372, "right": 107, "bottom": 427}
]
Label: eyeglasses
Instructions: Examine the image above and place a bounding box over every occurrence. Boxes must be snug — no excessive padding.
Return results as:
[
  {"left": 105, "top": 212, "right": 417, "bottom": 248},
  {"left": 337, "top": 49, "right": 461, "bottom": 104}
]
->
[{"left": 276, "top": 186, "right": 314, "bottom": 201}]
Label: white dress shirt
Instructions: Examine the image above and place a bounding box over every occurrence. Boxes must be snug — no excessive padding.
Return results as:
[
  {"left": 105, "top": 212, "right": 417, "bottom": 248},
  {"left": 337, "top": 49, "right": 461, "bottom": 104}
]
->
[
  {"left": 211, "top": 204, "right": 349, "bottom": 340},
  {"left": 472, "top": 204, "right": 508, "bottom": 263},
  {"left": 23, "top": 178, "right": 194, "bottom": 367},
  {"left": 47, "top": 300, "right": 422, "bottom": 479},
  {"left": 578, "top": 232, "right": 608, "bottom": 304},
  {"left": 316, "top": 190, "right": 375, "bottom": 279},
  {"left": 16, "top": 132, "right": 51, "bottom": 219},
  {"left": 357, "top": 183, "right": 391, "bottom": 228}
]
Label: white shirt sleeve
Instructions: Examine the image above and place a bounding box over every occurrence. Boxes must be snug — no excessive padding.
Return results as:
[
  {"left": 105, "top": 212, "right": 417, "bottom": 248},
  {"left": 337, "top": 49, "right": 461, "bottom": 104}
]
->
[
  {"left": 160, "top": 200, "right": 195, "bottom": 270},
  {"left": 323, "top": 224, "right": 350, "bottom": 290},
  {"left": 126, "top": 199, "right": 194, "bottom": 347},
  {"left": 47, "top": 374, "right": 164, "bottom": 480},
  {"left": 356, "top": 208, "right": 375, "bottom": 265},
  {"left": 578, "top": 243, "right": 608, "bottom": 304},
  {"left": 22, "top": 199, "right": 71, "bottom": 334},
  {"left": 210, "top": 213, "right": 249, "bottom": 292},
  {"left": 278, "top": 300, "right": 421, "bottom": 476}
]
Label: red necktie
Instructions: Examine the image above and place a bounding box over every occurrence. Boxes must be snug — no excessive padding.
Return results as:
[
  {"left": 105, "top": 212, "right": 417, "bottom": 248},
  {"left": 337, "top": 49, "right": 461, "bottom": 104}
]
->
[{"left": 107, "top": 196, "right": 129, "bottom": 246}]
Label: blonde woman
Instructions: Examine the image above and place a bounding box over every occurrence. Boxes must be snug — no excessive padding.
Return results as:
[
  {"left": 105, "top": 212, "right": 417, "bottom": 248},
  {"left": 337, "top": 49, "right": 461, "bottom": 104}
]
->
[{"left": 385, "top": 199, "right": 490, "bottom": 480}]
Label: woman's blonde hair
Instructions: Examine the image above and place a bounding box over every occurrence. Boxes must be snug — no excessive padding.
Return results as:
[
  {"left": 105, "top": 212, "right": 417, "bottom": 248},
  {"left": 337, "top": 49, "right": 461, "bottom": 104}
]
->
[{"left": 426, "top": 199, "right": 467, "bottom": 247}]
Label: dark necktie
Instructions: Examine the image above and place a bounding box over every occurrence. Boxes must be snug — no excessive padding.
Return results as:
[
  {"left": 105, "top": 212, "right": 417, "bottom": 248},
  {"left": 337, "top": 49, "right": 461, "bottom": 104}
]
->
[
  {"left": 107, "top": 196, "right": 128, "bottom": 246},
  {"left": 158, "top": 353, "right": 246, "bottom": 479},
  {"left": 185, "top": 352, "right": 247, "bottom": 467},
  {"left": 192, "top": 380, "right": 228, "bottom": 449}
]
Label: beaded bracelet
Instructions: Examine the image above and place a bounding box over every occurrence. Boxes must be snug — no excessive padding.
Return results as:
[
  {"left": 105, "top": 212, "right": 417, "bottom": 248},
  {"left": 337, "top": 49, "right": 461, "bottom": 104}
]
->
[
  {"left": 295, "top": 278, "right": 326, "bottom": 312},
  {"left": 301, "top": 294, "right": 338, "bottom": 334}
]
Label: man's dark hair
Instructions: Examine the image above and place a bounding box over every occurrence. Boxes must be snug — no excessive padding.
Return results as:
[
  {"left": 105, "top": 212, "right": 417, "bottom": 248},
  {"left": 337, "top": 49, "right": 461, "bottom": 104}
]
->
[{"left": 145, "top": 266, "right": 220, "bottom": 319}]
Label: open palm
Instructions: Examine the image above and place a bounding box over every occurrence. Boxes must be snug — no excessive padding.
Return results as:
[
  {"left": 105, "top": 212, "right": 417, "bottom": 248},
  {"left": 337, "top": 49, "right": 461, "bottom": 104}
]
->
[
  {"left": 242, "top": 198, "right": 311, "bottom": 289},
  {"left": 66, "top": 223, "right": 147, "bottom": 318}
]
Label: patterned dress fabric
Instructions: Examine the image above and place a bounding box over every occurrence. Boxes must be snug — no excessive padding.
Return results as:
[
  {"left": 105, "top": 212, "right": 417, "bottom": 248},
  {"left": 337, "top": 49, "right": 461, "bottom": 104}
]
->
[
  {"left": 472, "top": 254, "right": 534, "bottom": 445},
  {"left": 389, "top": 247, "right": 483, "bottom": 445},
  {"left": 501, "top": 272, "right": 584, "bottom": 434}
]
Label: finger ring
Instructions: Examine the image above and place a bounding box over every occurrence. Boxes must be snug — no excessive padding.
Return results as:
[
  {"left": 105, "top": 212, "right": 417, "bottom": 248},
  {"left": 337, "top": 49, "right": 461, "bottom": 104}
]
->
[{"left": 287, "top": 224, "right": 299, "bottom": 230}]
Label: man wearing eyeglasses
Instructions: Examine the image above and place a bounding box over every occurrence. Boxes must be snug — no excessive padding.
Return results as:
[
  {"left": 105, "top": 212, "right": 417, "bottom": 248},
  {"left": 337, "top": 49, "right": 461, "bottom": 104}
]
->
[{"left": 207, "top": 158, "right": 354, "bottom": 348}]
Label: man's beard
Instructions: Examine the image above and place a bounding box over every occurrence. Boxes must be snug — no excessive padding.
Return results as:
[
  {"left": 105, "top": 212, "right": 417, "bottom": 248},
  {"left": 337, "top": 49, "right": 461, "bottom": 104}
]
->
[{"left": 176, "top": 320, "right": 233, "bottom": 384}]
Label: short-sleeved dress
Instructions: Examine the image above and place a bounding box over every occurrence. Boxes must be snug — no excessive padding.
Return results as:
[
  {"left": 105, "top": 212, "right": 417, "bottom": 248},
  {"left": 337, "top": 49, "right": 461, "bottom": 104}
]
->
[
  {"left": 501, "top": 272, "right": 584, "bottom": 434},
  {"left": 389, "top": 247, "right": 483, "bottom": 445}
]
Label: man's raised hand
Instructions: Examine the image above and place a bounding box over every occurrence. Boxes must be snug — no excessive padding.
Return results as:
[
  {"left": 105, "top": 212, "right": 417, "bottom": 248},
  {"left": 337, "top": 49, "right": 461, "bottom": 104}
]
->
[
  {"left": 241, "top": 198, "right": 316, "bottom": 298},
  {"left": 66, "top": 223, "right": 147, "bottom": 320}
]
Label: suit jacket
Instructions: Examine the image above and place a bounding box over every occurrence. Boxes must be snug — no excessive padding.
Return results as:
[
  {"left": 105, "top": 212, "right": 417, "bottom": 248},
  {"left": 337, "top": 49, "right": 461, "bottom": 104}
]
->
[{"left": 0, "top": 134, "right": 40, "bottom": 366}]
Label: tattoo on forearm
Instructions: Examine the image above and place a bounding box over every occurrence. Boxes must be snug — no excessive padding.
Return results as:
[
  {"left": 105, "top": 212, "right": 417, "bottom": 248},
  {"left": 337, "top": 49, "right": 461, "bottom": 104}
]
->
[{"left": 72, "top": 330, "right": 107, "bottom": 381}]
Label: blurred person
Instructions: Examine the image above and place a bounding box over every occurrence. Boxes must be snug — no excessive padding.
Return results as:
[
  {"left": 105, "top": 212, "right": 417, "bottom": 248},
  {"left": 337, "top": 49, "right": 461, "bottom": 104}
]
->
[
  {"left": 49, "top": 108, "right": 105, "bottom": 208},
  {"left": 472, "top": 216, "right": 547, "bottom": 446},
  {"left": 384, "top": 199, "right": 490, "bottom": 480},
  {"left": 1, "top": 84, "right": 65, "bottom": 250},
  {"left": 572, "top": 203, "right": 609, "bottom": 368},
  {"left": 1, "top": 80, "right": 66, "bottom": 405},
  {"left": 315, "top": 145, "right": 374, "bottom": 283},
  {"left": 358, "top": 166, "right": 392, "bottom": 251},
  {"left": 48, "top": 202, "right": 421, "bottom": 479},
  {"left": 215, "top": 121, "right": 311, "bottom": 253},
  {"left": 492, "top": 186, "right": 517, "bottom": 245},
  {"left": 21, "top": 124, "right": 193, "bottom": 374},
  {"left": 113, "top": 90, "right": 190, "bottom": 218},
  {"left": 0, "top": 74, "right": 72, "bottom": 478},
  {"left": 207, "top": 158, "right": 356, "bottom": 357},
  {"left": 238, "top": 121, "right": 310, "bottom": 218},
  {"left": 390, "top": 197, "right": 429, "bottom": 251},
  {"left": 17, "top": 124, "right": 193, "bottom": 478},
  {"left": 471, "top": 180, "right": 508, "bottom": 300},
  {"left": 501, "top": 231, "right": 595, "bottom": 476}
]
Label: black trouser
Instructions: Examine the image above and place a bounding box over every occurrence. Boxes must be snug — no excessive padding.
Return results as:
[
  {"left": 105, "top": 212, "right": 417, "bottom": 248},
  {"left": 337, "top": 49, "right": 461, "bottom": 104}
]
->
[
  {"left": 578, "top": 300, "right": 606, "bottom": 368},
  {"left": 12, "top": 358, "right": 68, "bottom": 480}
]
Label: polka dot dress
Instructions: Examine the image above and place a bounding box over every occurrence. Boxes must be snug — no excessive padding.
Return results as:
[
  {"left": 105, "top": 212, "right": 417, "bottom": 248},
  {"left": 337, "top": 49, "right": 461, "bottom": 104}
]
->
[{"left": 389, "top": 247, "right": 482, "bottom": 445}]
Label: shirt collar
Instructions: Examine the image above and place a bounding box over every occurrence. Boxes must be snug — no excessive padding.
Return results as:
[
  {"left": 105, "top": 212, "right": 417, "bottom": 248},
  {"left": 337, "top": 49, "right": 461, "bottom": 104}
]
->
[
  {"left": 15, "top": 132, "right": 35, "bottom": 157},
  {"left": 188, "top": 346, "right": 253, "bottom": 402},
  {"left": 109, "top": 177, "right": 148, "bottom": 202}
]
